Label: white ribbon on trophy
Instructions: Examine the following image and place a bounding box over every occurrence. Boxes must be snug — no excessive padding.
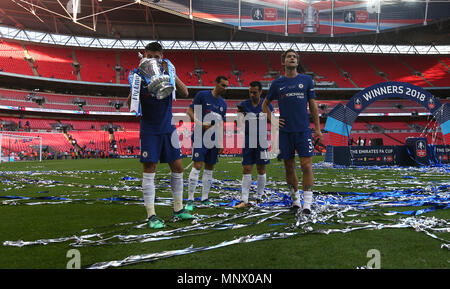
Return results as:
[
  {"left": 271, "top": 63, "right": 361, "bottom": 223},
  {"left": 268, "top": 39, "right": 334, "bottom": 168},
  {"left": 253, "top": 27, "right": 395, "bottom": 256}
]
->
[
  {"left": 164, "top": 58, "right": 177, "bottom": 100},
  {"left": 129, "top": 72, "right": 142, "bottom": 115}
]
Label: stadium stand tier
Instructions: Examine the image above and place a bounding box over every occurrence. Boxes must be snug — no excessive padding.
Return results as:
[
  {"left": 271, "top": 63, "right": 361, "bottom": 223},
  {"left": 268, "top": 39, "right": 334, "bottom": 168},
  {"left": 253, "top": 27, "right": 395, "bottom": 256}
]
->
[{"left": 2, "top": 40, "right": 448, "bottom": 88}]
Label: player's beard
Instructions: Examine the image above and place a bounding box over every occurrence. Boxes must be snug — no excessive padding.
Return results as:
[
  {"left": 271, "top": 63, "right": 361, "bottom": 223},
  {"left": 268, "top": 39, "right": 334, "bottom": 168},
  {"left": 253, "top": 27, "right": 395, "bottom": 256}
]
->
[
  {"left": 250, "top": 95, "right": 260, "bottom": 104},
  {"left": 285, "top": 64, "right": 298, "bottom": 75},
  {"left": 286, "top": 63, "right": 298, "bottom": 71}
]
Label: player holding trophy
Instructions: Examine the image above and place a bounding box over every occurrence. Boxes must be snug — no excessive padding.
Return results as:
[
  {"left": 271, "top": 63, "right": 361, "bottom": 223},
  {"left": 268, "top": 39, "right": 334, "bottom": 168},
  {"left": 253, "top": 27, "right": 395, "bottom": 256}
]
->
[{"left": 127, "top": 42, "right": 194, "bottom": 229}]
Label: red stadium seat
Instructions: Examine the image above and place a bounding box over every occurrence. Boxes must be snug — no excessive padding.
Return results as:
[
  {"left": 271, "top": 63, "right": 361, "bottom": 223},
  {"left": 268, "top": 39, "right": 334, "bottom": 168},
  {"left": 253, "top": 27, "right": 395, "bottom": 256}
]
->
[
  {"left": 25, "top": 44, "right": 77, "bottom": 80},
  {"left": 0, "top": 41, "right": 34, "bottom": 76}
]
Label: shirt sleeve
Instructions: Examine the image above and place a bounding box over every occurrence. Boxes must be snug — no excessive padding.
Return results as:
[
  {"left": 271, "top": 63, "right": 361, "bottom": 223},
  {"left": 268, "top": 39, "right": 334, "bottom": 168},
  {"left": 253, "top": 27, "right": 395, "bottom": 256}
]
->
[
  {"left": 189, "top": 91, "right": 203, "bottom": 109},
  {"left": 266, "top": 81, "right": 278, "bottom": 102},
  {"left": 222, "top": 101, "right": 227, "bottom": 122},
  {"left": 237, "top": 101, "right": 247, "bottom": 113},
  {"left": 307, "top": 76, "right": 317, "bottom": 100}
]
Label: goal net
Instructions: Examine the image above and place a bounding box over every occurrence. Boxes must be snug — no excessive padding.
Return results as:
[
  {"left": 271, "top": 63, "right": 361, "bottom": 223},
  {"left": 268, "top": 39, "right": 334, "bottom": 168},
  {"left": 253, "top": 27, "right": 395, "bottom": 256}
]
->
[{"left": 0, "top": 133, "right": 42, "bottom": 162}]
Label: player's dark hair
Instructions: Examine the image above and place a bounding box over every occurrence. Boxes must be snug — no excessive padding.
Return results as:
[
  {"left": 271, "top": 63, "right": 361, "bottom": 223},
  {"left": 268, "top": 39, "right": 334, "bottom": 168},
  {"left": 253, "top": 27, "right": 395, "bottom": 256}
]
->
[
  {"left": 297, "top": 62, "right": 305, "bottom": 74},
  {"left": 215, "top": 75, "right": 228, "bottom": 83},
  {"left": 281, "top": 49, "right": 299, "bottom": 64},
  {"left": 145, "top": 42, "right": 163, "bottom": 53},
  {"left": 249, "top": 81, "right": 262, "bottom": 91},
  {"left": 281, "top": 49, "right": 305, "bottom": 73}
]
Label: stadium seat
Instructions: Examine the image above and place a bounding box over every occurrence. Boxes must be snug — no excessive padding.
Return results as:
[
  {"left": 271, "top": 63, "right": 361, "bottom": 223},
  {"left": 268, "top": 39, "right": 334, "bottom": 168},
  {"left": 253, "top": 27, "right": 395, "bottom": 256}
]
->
[
  {"left": 0, "top": 41, "right": 34, "bottom": 76},
  {"left": 365, "top": 55, "right": 431, "bottom": 87},
  {"left": 196, "top": 51, "right": 236, "bottom": 86},
  {"left": 399, "top": 55, "right": 450, "bottom": 87},
  {"left": 75, "top": 48, "right": 117, "bottom": 83},
  {"left": 25, "top": 44, "right": 77, "bottom": 80},
  {"left": 332, "top": 54, "right": 386, "bottom": 88}
]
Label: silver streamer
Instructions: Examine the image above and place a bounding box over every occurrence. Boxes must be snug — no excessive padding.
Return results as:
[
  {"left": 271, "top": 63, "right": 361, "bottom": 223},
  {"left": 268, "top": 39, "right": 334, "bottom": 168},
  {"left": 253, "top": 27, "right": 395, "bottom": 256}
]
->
[
  {"left": 1, "top": 166, "right": 449, "bottom": 268},
  {"left": 87, "top": 232, "right": 298, "bottom": 269}
]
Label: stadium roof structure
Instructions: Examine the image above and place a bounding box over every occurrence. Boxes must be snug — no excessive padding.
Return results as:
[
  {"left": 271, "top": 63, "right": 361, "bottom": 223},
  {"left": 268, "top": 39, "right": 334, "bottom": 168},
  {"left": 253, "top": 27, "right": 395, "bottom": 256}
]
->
[
  {"left": 1, "top": 0, "right": 449, "bottom": 48},
  {"left": 0, "top": 2, "right": 449, "bottom": 124},
  {"left": 2, "top": 24, "right": 449, "bottom": 55}
]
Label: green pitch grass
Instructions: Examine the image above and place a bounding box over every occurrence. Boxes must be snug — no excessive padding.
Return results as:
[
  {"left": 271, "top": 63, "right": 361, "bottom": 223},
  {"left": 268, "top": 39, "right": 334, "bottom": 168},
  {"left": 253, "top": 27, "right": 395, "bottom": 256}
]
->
[{"left": 0, "top": 157, "right": 448, "bottom": 269}]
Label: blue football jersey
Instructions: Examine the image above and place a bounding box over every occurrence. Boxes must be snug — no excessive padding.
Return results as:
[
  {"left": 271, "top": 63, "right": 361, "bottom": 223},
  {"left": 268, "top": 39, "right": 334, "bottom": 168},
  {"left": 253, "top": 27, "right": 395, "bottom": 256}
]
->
[
  {"left": 190, "top": 90, "right": 227, "bottom": 127},
  {"left": 238, "top": 98, "right": 273, "bottom": 148},
  {"left": 189, "top": 90, "right": 227, "bottom": 146},
  {"left": 238, "top": 98, "right": 273, "bottom": 115},
  {"left": 266, "top": 74, "right": 316, "bottom": 133},
  {"left": 138, "top": 81, "right": 175, "bottom": 135}
]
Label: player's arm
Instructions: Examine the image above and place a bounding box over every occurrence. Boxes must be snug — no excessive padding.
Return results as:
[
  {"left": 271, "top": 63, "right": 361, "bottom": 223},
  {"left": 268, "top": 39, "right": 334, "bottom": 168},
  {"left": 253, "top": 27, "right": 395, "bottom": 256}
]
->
[
  {"left": 307, "top": 76, "right": 322, "bottom": 141},
  {"left": 308, "top": 98, "right": 323, "bottom": 141},
  {"left": 262, "top": 98, "right": 272, "bottom": 121},
  {"left": 236, "top": 102, "right": 246, "bottom": 134},
  {"left": 127, "top": 92, "right": 131, "bottom": 108},
  {"left": 263, "top": 81, "right": 285, "bottom": 127},
  {"left": 267, "top": 102, "right": 274, "bottom": 120},
  {"left": 186, "top": 106, "right": 197, "bottom": 123},
  {"left": 262, "top": 98, "right": 284, "bottom": 127},
  {"left": 187, "top": 93, "right": 203, "bottom": 126},
  {"left": 236, "top": 104, "right": 246, "bottom": 115},
  {"left": 186, "top": 105, "right": 211, "bottom": 130},
  {"left": 175, "top": 76, "right": 189, "bottom": 98}
]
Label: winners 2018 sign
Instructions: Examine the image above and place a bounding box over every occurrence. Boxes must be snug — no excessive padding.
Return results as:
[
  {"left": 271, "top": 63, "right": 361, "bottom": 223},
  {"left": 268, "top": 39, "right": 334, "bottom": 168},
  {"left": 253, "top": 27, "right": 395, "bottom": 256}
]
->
[{"left": 325, "top": 82, "right": 450, "bottom": 146}]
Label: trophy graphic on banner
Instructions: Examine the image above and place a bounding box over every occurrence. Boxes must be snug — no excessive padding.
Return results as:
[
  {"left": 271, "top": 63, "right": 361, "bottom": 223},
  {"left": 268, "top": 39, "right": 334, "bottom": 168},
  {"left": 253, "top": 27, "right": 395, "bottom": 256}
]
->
[
  {"left": 303, "top": 0, "right": 318, "bottom": 33},
  {"left": 137, "top": 52, "right": 174, "bottom": 99}
]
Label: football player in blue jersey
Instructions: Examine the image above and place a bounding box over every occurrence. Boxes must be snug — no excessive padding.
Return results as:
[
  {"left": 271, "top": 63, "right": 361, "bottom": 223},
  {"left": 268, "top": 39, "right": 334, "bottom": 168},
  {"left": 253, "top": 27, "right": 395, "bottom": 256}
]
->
[
  {"left": 185, "top": 76, "right": 228, "bottom": 210},
  {"left": 127, "top": 42, "right": 194, "bottom": 229},
  {"left": 234, "top": 81, "right": 273, "bottom": 208},
  {"left": 262, "top": 49, "right": 323, "bottom": 214}
]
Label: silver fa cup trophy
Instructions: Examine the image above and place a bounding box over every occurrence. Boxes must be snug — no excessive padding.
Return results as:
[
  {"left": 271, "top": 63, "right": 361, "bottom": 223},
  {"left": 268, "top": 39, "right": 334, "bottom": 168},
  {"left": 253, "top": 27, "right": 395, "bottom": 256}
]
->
[{"left": 138, "top": 53, "right": 174, "bottom": 99}]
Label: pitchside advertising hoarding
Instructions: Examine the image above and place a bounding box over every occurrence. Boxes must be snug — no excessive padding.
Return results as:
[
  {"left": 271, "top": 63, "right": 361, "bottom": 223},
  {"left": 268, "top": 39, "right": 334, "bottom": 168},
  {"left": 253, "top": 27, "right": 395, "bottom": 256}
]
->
[
  {"left": 435, "top": 145, "right": 450, "bottom": 162},
  {"left": 327, "top": 143, "right": 450, "bottom": 166},
  {"left": 328, "top": 145, "right": 400, "bottom": 166},
  {"left": 144, "top": 0, "right": 450, "bottom": 36},
  {"left": 349, "top": 146, "right": 395, "bottom": 164}
]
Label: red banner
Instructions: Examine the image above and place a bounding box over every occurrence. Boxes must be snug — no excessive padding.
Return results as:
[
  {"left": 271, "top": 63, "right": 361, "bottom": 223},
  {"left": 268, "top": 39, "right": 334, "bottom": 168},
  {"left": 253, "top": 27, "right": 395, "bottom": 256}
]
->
[
  {"left": 356, "top": 11, "right": 368, "bottom": 23},
  {"left": 264, "top": 8, "right": 277, "bottom": 21}
]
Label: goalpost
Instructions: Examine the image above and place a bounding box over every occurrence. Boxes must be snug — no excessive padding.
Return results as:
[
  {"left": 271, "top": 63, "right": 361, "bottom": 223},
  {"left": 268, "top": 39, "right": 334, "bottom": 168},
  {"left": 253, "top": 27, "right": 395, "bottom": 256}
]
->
[{"left": 0, "top": 133, "right": 42, "bottom": 162}]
